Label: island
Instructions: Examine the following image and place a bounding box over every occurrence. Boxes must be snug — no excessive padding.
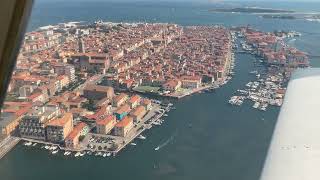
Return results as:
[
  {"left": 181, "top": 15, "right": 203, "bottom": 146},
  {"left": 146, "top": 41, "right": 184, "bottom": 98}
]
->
[
  {"left": 261, "top": 15, "right": 297, "bottom": 20},
  {"left": 209, "top": 7, "right": 295, "bottom": 14}
]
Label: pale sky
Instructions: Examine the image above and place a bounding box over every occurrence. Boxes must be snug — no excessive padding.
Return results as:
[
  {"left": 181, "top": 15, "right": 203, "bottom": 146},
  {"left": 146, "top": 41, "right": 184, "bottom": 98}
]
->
[{"left": 37, "top": 0, "right": 320, "bottom": 2}]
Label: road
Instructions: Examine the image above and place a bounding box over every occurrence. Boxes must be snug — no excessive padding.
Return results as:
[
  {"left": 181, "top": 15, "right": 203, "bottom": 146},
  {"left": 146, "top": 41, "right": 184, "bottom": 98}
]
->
[{"left": 0, "top": 136, "right": 20, "bottom": 159}]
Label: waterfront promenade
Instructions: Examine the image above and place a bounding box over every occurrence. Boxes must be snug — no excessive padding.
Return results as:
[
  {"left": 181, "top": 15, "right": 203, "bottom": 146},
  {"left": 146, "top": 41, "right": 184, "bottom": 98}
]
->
[
  {"left": 18, "top": 103, "right": 165, "bottom": 156},
  {"left": 0, "top": 136, "right": 20, "bottom": 159}
]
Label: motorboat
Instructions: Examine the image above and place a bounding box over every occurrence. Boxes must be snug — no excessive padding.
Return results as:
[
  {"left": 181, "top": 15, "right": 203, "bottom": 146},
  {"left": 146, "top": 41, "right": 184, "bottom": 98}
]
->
[{"left": 138, "top": 135, "right": 146, "bottom": 140}]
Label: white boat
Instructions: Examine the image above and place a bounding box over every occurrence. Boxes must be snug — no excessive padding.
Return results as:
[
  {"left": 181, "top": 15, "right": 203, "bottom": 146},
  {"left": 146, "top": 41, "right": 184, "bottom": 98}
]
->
[
  {"left": 138, "top": 135, "right": 146, "bottom": 140},
  {"left": 79, "top": 152, "right": 85, "bottom": 157},
  {"left": 51, "top": 146, "right": 58, "bottom": 150},
  {"left": 164, "top": 114, "right": 168, "bottom": 117},
  {"left": 154, "top": 146, "right": 160, "bottom": 151},
  {"left": 24, "top": 142, "right": 32, "bottom": 146},
  {"left": 107, "top": 152, "right": 111, "bottom": 157},
  {"left": 130, "top": 143, "right": 137, "bottom": 146},
  {"left": 44, "top": 146, "right": 50, "bottom": 150},
  {"left": 64, "top": 151, "right": 69, "bottom": 156},
  {"left": 253, "top": 102, "right": 260, "bottom": 109},
  {"left": 75, "top": 152, "right": 81, "bottom": 157},
  {"left": 103, "top": 153, "right": 107, "bottom": 157},
  {"left": 32, "top": 143, "right": 38, "bottom": 146},
  {"left": 52, "top": 150, "right": 59, "bottom": 154}
]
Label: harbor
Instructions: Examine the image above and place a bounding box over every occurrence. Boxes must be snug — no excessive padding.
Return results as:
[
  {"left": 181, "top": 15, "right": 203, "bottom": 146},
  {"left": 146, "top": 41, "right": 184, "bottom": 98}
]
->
[{"left": 227, "top": 28, "right": 308, "bottom": 111}]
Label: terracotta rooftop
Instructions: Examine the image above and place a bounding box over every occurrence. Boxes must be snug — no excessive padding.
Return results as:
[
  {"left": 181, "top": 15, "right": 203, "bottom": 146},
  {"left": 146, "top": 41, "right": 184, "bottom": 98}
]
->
[
  {"left": 96, "top": 115, "right": 115, "bottom": 126},
  {"left": 47, "top": 112, "right": 72, "bottom": 127},
  {"left": 115, "top": 116, "right": 133, "bottom": 127},
  {"left": 66, "top": 122, "right": 87, "bottom": 140}
]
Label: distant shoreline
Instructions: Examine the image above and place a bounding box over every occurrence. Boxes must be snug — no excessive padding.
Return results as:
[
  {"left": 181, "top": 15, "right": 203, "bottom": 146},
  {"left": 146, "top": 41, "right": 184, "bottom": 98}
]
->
[{"left": 208, "top": 7, "right": 295, "bottom": 14}]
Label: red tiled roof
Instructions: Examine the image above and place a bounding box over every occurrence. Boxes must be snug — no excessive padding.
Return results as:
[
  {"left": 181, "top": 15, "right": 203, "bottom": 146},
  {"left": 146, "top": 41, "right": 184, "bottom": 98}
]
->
[
  {"left": 96, "top": 115, "right": 115, "bottom": 126},
  {"left": 66, "top": 122, "right": 87, "bottom": 140},
  {"left": 47, "top": 113, "right": 72, "bottom": 127},
  {"left": 115, "top": 116, "right": 133, "bottom": 127}
]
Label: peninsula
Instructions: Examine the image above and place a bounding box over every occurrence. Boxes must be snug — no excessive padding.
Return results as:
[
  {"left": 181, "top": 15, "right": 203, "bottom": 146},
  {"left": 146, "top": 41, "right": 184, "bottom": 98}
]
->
[{"left": 0, "top": 21, "right": 234, "bottom": 158}]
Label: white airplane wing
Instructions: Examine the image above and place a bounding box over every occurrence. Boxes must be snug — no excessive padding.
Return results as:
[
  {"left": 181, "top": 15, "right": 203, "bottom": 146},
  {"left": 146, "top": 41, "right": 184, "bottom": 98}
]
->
[{"left": 260, "top": 68, "right": 320, "bottom": 180}]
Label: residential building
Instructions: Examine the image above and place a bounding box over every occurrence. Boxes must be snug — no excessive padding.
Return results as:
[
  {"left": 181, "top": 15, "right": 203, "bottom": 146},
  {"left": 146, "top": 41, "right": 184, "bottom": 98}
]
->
[
  {"left": 65, "top": 122, "right": 89, "bottom": 149},
  {"left": 19, "top": 105, "right": 60, "bottom": 140},
  {"left": 83, "top": 85, "right": 114, "bottom": 101},
  {"left": 114, "top": 116, "right": 134, "bottom": 137},
  {"left": 114, "top": 104, "right": 131, "bottom": 120},
  {"left": 128, "top": 95, "right": 141, "bottom": 109},
  {"left": 46, "top": 113, "right": 73, "bottom": 143},
  {"left": 112, "top": 93, "right": 128, "bottom": 107},
  {"left": 65, "top": 65, "right": 76, "bottom": 82},
  {"left": 141, "top": 99, "right": 152, "bottom": 111},
  {"left": 19, "top": 85, "right": 34, "bottom": 98},
  {"left": 96, "top": 115, "right": 117, "bottom": 134},
  {"left": 57, "top": 75, "right": 70, "bottom": 90},
  {"left": 162, "top": 80, "right": 181, "bottom": 92},
  {"left": 130, "top": 105, "right": 147, "bottom": 122},
  {"left": 75, "top": 53, "right": 110, "bottom": 74},
  {"left": 181, "top": 76, "right": 202, "bottom": 89},
  {"left": 0, "top": 113, "right": 22, "bottom": 136}
]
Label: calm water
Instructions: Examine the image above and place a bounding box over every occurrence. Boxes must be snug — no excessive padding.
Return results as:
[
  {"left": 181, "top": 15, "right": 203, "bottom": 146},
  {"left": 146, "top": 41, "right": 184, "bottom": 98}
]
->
[{"left": 1, "top": 1, "right": 320, "bottom": 180}]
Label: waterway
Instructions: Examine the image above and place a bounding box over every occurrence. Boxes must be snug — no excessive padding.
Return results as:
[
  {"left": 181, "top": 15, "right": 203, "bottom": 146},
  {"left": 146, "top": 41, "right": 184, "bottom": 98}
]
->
[{"left": 1, "top": 1, "right": 320, "bottom": 180}]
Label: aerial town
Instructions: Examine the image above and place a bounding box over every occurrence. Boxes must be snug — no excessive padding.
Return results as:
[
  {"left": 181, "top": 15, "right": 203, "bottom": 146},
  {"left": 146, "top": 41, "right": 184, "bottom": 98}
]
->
[
  {"left": 0, "top": 21, "right": 234, "bottom": 158},
  {"left": 228, "top": 27, "right": 309, "bottom": 111}
]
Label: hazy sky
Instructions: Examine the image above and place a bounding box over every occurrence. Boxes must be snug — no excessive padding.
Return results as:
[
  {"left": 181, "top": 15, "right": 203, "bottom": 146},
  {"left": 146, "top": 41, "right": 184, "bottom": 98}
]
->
[{"left": 37, "top": 0, "right": 320, "bottom": 2}]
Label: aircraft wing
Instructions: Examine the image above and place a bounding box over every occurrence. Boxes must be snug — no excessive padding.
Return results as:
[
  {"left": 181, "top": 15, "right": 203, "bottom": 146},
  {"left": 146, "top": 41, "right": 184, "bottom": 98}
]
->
[{"left": 260, "top": 68, "right": 320, "bottom": 180}]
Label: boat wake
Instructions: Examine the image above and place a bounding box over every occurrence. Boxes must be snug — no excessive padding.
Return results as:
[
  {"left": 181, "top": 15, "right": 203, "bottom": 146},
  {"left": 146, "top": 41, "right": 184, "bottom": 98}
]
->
[{"left": 155, "top": 130, "right": 178, "bottom": 151}]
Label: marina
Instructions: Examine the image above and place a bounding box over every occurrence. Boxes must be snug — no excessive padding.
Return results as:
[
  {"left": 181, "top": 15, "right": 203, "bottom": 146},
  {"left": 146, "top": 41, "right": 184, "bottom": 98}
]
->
[{"left": 18, "top": 102, "right": 175, "bottom": 158}]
